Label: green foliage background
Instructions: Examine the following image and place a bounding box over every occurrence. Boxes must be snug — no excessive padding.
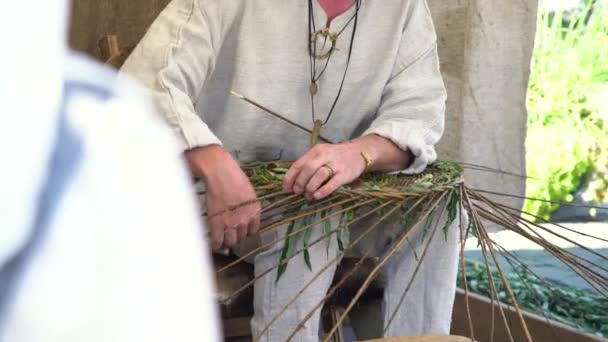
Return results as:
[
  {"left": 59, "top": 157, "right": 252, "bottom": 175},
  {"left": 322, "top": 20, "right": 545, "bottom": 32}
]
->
[
  {"left": 525, "top": 0, "right": 608, "bottom": 220},
  {"left": 458, "top": 260, "right": 608, "bottom": 338}
]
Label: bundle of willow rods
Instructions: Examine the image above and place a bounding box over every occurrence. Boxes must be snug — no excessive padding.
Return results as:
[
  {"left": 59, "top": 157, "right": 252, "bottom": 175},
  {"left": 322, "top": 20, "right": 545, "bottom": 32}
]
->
[{"left": 213, "top": 160, "right": 608, "bottom": 342}]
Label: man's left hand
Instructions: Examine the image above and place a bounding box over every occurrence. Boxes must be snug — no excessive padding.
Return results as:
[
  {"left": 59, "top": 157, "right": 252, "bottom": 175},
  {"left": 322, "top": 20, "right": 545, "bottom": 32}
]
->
[{"left": 282, "top": 142, "right": 367, "bottom": 200}]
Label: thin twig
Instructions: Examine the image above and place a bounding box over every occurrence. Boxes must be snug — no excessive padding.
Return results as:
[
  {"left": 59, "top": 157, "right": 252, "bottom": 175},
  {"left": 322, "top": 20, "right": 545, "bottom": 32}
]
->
[
  {"left": 204, "top": 190, "right": 291, "bottom": 218},
  {"left": 474, "top": 203, "right": 608, "bottom": 295},
  {"left": 463, "top": 190, "right": 514, "bottom": 342},
  {"left": 324, "top": 192, "right": 450, "bottom": 342},
  {"left": 458, "top": 185, "right": 476, "bottom": 342},
  {"left": 491, "top": 241, "right": 572, "bottom": 342},
  {"left": 225, "top": 200, "right": 397, "bottom": 306},
  {"left": 474, "top": 204, "right": 608, "bottom": 292},
  {"left": 477, "top": 215, "right": 534, "bottom": 342},
  {"left": 471, "top": 188, "right": 608, "bottom": 211},
  {"left": 472, "top": 194, "right": 608, "bottom": 291},
  {"left": 230, "top": 90, "right": 334, "bottom": 143},
  {"left": 284, "top": 195, "right": 436, "bottom": 341},
  {"left": 217, "top": 198, "right": 377, "bottom": 273},
  {"left": 260, "top": 195, "right": 345, "bottom": 229},
  {"left": 494, "top": 201, "right": 608, "bottom": 243},
  {"left": 383, "top": 191, "right": 454, "bottom": 332},
  {"left": 257, "top": 197, "right": 360, "bottom": 235},
  {"left": 459, "top": 162, "right": 554, "bottom": 184},
  {"left": 254, "top": 199, "right": 407, "bottom": 341}
]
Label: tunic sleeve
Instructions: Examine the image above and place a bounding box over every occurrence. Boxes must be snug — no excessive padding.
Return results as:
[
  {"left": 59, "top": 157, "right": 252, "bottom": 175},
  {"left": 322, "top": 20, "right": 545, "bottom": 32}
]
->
[
  {"left": 362, "top": 0, "right": 446, "bottom": 174},
  {"left": 120, "top": 0, "right": 221, "bottom": 150}
]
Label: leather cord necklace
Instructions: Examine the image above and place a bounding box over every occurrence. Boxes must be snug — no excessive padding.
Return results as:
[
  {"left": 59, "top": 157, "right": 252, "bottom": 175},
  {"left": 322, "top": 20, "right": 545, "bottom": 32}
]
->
[{"left": 308, "top": 0, "right": 362, "bottom": 146}]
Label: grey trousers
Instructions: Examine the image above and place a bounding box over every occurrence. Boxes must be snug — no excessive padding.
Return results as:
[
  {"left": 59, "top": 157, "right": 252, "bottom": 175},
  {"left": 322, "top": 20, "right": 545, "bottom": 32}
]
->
[{"left": 237, "top": 205, "right": 462, "bottom": 341}]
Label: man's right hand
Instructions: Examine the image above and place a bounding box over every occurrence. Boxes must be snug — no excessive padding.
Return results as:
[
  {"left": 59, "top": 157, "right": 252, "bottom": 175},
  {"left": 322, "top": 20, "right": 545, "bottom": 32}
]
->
[{"left": 185, "top": 145, "right": 261, "bottom": 251}]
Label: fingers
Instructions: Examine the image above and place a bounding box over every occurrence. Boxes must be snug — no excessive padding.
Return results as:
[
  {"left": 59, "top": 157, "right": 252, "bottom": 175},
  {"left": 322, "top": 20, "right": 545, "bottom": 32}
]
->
[
  {"left": 305, "top": 165, "right": 334, "bottom": 200},
  {"left": 223, "top": 225, "right": 239, "bottom": 248},
  {"left": 283, "top": 156, "right": 310, "bottom": 192},
  {"left": 221, "top": 202, "right": 261, "bottom": 248},
  {"left": 293, "top": 159, "right": 329, "bottom": 194},
  {"left": 204, "top": 162, "right": 261, "bottom": 250},
  {"left": 283, "top": 157, "right": 305, "bottom": 191},
  {"left": 283, "top": 145, "right": 329, "bottom": 193},
  {"left": 248, "top": 207, "right": 261, "bottom": 236},
  {"left": 313, "top": 174, "right": 345, "bottom": 200},
  {"left": 209, "top": 220, "right": 225, "bottom": 251},
  {"left": 237, "top": 221, "right": 249, "bottom": 240}
]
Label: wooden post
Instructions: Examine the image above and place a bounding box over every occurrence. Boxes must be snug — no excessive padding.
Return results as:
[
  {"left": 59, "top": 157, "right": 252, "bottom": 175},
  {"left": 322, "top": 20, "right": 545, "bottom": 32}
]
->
[{"left": 98, "top": 35, "right": 121, "bottom": 62}]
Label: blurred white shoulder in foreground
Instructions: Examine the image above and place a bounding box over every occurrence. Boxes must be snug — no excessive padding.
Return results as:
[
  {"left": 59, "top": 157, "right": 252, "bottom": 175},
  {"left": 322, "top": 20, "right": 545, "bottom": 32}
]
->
[{"left": 0, "top": 54, "right": 220, "bottom": 342}]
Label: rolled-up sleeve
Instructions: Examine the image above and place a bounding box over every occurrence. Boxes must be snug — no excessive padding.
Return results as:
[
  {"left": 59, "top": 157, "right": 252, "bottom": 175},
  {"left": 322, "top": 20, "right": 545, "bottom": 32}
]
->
[
  {"left": 120, "top": 0, "right": 221, "bottom": 150},
  {"left": 362, "top": 0, "right": 446, "bottom": 174}
]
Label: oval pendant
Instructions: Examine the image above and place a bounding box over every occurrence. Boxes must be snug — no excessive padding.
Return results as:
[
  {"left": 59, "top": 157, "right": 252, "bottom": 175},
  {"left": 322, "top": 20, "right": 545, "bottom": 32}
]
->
[{"left": 309, "top": 82, "right": 318, "bottom": 96}]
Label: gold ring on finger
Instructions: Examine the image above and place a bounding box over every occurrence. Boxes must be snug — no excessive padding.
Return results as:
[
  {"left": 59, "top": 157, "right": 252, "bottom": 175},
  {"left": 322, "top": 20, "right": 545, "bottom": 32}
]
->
[{"left": 322, "top": 165, "right": 335, "bottom": 177}]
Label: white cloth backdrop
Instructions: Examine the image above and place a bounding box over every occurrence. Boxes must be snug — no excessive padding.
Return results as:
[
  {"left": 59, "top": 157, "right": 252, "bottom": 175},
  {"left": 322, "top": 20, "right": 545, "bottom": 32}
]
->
[{"left": 429, "top": 0, "right": 537, "bottom": 217}]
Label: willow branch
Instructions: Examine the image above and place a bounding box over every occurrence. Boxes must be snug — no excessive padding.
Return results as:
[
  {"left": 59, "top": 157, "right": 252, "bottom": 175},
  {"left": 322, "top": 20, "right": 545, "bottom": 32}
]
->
[
  {"left": 323, "top": 192, "right": 449, "bottom": 342},
  {"left": 217, "top": 198, "right": 377, "bottom": 273},
  {"left": 463, "top": 190, "right": 514, "bottom": 342},
  {"left": 284, "top": 195, "right": 436, "bottom": 341},
  {"left": 254, "top": 199, "right": 407, "bottom": 341}
]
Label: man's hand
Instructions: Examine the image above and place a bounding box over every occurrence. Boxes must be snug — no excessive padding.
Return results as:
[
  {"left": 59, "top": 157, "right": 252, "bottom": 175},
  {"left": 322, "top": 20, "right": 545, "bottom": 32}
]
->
[
  {"left": 186, "top": 145, "right": 261, "bottom": 251},
  {"left": 282, "top": 142, "right": 367, "bottom": 201},
  {"left": 282, "top": 135, "right": 413, "bottom": 200}
]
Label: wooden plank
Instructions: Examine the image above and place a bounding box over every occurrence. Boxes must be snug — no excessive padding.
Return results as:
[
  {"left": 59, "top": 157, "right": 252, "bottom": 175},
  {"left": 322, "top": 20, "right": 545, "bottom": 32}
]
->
[
  {"left": 451, "top": 289, "right": 604, "bottom": 342},
  {"left": 69, "top": 0, "right": 172, "bottom": 57},
  {"left": 363, "top": 335, "right": 472, "bottom": 342},
  {"left": 328, "top": 306, "right": 345, "bottom": 342},
  {"left": 223, "top": 317, "right": 251, "bottom": 338}
]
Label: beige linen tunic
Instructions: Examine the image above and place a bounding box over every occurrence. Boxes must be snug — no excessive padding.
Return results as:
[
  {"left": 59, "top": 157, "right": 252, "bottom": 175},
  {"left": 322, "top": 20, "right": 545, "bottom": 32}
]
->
[
  {"left": 121, "top": 0, "right": 446, "bottom": 173},
  {"left": 121, "top": 0, "right": 457, "bottom": 340}
]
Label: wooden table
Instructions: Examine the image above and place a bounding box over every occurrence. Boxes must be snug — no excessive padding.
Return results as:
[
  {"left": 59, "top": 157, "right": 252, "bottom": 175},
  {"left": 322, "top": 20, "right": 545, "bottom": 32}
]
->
[{"left": 363, "top": 335, "right": 473, "bottom": 342}]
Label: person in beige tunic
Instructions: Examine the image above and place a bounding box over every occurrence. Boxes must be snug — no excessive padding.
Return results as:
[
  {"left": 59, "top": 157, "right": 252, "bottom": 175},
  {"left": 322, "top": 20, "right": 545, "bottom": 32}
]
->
[{"left": 121, "top": 0, "right": 460, "bottom": 340}]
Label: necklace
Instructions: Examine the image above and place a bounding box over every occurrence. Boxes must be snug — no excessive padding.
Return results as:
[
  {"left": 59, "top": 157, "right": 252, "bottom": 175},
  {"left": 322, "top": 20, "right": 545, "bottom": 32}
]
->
[{"left": 308, "top": 0, "right": 361, "bottom": 146}]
